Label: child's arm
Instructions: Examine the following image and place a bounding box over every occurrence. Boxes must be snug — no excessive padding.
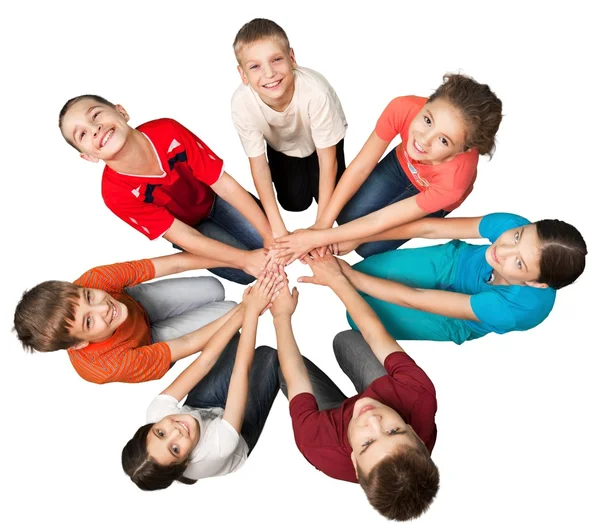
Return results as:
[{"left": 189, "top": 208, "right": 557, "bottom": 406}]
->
[
  {"left": 315, "top": 131, "right": 389, "bottom": 229},
  {"left": 210, "top": 171, "right": 275, "bottom": 247},
  {"left": 222, "top": 272, "right": 282, "bottom": 432},
  {"left": 163, "top": 218, "right": 267, "bottom": 279},
  {"left": 249, "top": 155, "right": 288, "bottom": 238},
  {"left": 160, "top": 304, "right": 246, "bottom": 401},
  {"left": 270, "top": 269, "right": 313, "bottom": 400},
  {"left": 315, "top": 145, "right": 339, "bottom": 224},
  {"left": 336, "top": 259, "right": 478, "bottom": 321},
  {"left": 165, "top": 304, "right": 241, "bottom": 363},
  {"left": 299, "top": 255, "right": 401, "bottom": 363},
  {"left": 336, "top": 216, "right": 484, "bottom": 255}
]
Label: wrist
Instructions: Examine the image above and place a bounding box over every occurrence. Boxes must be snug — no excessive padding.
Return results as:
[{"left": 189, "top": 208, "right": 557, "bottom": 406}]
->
[
  {"left": 273, "top": 313, "right": 293, "bottom": 325},
  {"left": 328, "top": 273, "right": 351, "bottom": 291}
]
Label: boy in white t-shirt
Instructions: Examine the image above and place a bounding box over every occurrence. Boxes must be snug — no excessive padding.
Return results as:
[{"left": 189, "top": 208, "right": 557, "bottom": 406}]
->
[{"left": 232, "top": 18, "right": 348, "bottom": 240}]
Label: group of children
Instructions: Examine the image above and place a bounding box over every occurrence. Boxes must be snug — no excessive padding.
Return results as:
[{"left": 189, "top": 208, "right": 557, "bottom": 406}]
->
[{"left": 13, "top": 18, "right": 587, "bottom": 522}]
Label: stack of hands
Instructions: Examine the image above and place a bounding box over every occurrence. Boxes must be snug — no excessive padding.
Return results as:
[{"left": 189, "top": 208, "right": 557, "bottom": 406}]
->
[{"left": 244, "top": 250, "right": 355, "bottom": 319}]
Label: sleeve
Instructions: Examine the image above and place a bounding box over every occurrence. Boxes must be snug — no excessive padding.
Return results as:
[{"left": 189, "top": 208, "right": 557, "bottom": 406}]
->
[
  {"left": 289, "top": 393, "right": 320, "bottom": 450},
  {"left": 470, "top": 290, "right": 518, "bottom": 332},
  {"left": 308, "top": 91, "right": 347, "bottom": 149},
  {"left": 146, "top": 394, "right": 180, "bottom": 423},
  {"left": 73, "top": 259, "right": 156, "bottom": 292},
  {"left": 69, "top": 342, "right": 172, "bottom": 384},
  {"left": 384, "top": 351, "right": 436, "bottom": 397},
  {"left": 414, "top": 173, "right": 473, "bottom": 213},
  {"left": 375, "top": 97, "right": 418, "bottom": 142},
  {"left": 171, "top": 120, "right": 224, "bottom": 185},
  {"left": 212, "top": 419, "right": 242, "bottom": 458},
  {"left": 231, "top": 89, "right": 266, "bottom": 158},
  {"left": 478, "top": 213, "right": 531, "bottom": 243},
  {"left": 102, "top": 178, "right": 176, "bottom": 241}
]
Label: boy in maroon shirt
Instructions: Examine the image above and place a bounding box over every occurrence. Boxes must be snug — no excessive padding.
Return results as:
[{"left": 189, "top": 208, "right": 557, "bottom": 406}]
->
[{"left": 270, "top": 255, "right": 439, "bottom": 521}]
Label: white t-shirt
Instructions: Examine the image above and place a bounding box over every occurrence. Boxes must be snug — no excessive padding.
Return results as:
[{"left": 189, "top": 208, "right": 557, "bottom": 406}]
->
[
  {"left": 146, "top": 394, "right": 249, "bottom": 480},
  {"left": 231, "top": 66, "right": 347, "bottom": 159}
]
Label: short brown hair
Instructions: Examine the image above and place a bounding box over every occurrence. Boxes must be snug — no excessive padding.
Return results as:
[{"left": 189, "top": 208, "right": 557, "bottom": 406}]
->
[
  {"left": 233, "top": 18, "right": 290, "bottom": 63},
  {"left": 14, "top": 280, "right": 81, "bottom": 352},
  {"left": 429, "top": 73, "right": 503, "bottom": 157},
  {"left": 358, "top": 444, "right": 440, "bottom": 521},
  {"left": 58, "top": 94, "right": 116, "bottom": 150}
]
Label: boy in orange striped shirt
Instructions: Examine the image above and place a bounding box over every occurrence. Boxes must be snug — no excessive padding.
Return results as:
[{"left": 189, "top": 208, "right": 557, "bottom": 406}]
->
[{"left": 14, "top": 253, "right": 237, "bottom": 384}]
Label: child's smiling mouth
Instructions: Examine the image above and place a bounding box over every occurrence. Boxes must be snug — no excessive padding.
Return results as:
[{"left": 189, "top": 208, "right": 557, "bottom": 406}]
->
[{"left": 99, "top": 128, "right": 115, "bottom": 148}]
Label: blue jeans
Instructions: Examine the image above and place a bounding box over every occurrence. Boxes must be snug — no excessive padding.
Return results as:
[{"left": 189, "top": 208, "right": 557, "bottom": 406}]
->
[
  {"left": 184, "top": 334, "right": 279, "bottom": 454},
  {"left": 336, "top": 149, "right": 447, "bottom": 258},
  {"left": 191, "top": 195, "right": 265, "bottom": 285}
]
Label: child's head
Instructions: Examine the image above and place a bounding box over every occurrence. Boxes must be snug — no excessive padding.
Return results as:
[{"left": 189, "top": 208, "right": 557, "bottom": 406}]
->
[
  {"left": 233, "top": 19, "right": 296, "bottom": 108},
  {"left": 485, "top": 219, "right": 587, "bottom": 289},
  {"left": 58, "top": 95, "right": 131, "bottom": 162},
  {"left": 406, "top": 74, "right": 502, "bottom": 164},
  {"left": 347, "top": 397, "right": 439, "bottom": 520},
  {"left": 122, "top": 414, "right": 200, "bottom": 491},
  {"left": 14, "top": 281, "right": 129, "bottom": 351}
]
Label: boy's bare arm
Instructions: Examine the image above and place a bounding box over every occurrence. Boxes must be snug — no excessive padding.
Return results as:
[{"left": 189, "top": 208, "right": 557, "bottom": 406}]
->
[
  {"left": 315, "top": 145, "right": 338, "bottom": 223},
  {"left": 270, "top": 273, "right": 313, "bottom": 400},
  {"left": 163, "top": 218, "right": 267, "bottom": 278},
  {"left": 249, "top": 155, "right": 288, "bottom": 238},
  {"left": 299, "top": 254, "right": 401, "bottom": 364},
  {"left": 314, "top": 131, "right": 389, "bottom": 229},
  {"left": 211, "top": 171, "right": 274, "bottom": 246}
]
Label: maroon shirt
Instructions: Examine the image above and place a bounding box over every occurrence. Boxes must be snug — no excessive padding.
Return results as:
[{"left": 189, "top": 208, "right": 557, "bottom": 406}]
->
[{"left": 289, "top": 351, "right": 437, "bottom": 483}]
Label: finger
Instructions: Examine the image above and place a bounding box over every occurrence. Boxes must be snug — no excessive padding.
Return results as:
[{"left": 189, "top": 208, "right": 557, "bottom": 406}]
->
[
  {"left": 297, "top": 276, "right": 315, "bottom": 284},
  {"left": 292, "top": 286, "right": 299, "bottom": 300},
  {"left": 317, "top": 246, "right": 326, "bottom": 257}
]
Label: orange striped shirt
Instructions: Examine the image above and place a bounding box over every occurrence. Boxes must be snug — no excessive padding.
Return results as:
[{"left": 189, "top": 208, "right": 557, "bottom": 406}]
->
[{"left": 67, "top": 260, "right": 171, "bottom": 384}]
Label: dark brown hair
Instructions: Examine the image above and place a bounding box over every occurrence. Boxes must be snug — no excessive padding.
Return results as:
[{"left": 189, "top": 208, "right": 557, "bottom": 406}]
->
[
  {"left": 233, "top": 18, "right": 290, "bottom": 63},
  {"left": 536, "top": 220, "right": 587, "bottom": 289},
  {"left": 429, "top": 73, "right": 502, "bottom": 157},
  {"left": 58, "top": 94, "right": 116, "bottom": 149},
  {"left": 358, "top": 444, "right": 439, "bottom": 521},
  {"left": 14, "top": 280, "right": 81, "bottom": 352},
  {"left": 122, "top": 423, "right": 196, "bottom": 491}
]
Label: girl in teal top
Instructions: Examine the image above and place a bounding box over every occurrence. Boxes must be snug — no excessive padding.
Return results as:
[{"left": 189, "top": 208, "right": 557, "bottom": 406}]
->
[{"left": 328, "top": 213, "right": 587, "bottom": 344}]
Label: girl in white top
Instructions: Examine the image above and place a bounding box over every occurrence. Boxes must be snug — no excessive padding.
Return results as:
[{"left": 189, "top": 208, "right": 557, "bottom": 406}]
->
[{"left": 122, "top": 271, "right": 283, "bottom": 490}]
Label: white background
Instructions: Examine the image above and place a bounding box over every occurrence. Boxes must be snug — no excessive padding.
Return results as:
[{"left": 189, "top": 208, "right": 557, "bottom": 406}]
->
[{"left": 1, "top": 1, "right": 598, "bottom": 528}]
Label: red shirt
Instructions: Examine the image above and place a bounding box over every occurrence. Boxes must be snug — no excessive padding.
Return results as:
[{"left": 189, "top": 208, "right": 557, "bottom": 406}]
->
[
  {"left": 375, "top": 96, "right": 479, "bottom": 213},
  {"left": 289, "top": 351, "right": 437, "bottom": 483},
  {"left": 67, "top": 259, "right": 171, "bottom": 384},
  {"left": 102, "top": 118, "right": 224, "bottom": 240}
]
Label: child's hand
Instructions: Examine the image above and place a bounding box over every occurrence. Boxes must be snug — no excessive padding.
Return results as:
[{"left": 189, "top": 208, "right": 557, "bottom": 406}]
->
[
  {"left": 336, "top": 257, "right": 353, "bottom": 276},
  {"left": 243, "top": 248, "right": 268, "bottom": 279},
  {"left": 272, "top": 228, "right": 321, "bottom": 265},
  {"left": 298, "top": 250, "right": 346, "bottom": 287},
  {"left": 334, "top": 240, "right": 359, "bottom": 256},
  {"left": 270, "top": 266, "right": 299, "bottom": 318},
  {"left": 243, "top": 270, "right": 284, "bottom": 316}
]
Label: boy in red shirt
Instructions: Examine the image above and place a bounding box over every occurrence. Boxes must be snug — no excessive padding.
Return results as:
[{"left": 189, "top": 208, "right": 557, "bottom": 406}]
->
[
  {"left": 14, "top": 252, "right": 237, "bottom": 384},
  {"left": 59, "top": 95, "right": 274, "bottom": 284},
  {"left": 271, "top": 255, "right": 439, "bottom": 521}
]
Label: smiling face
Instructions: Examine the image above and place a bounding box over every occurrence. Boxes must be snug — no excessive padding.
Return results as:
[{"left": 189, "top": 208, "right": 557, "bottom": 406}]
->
[
  {"left": 348, "top": 397, "right": 418, "bottom": 476},
  {"left": 406, "top": 98, "right": 468, "bottom": 165},
  {"left": 237, "top": 38, "right": 297, "bottom": 111},
  {"left": 146, "top": 414, "right": 200, "bottom": 465},
  {"left": 60, "top": 98, "right": 132, "bottom": 162},
  {"left": 485, "top": 224, "right": 546, "bottom": 286},
  {"left": 68, "top": 287, "right": 128, "bottom": 347}
]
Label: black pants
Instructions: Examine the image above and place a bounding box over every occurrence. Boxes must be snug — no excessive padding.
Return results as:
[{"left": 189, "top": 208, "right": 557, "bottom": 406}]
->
[{"left": 267, "top": 139, "right": 346, "bottom": 212}]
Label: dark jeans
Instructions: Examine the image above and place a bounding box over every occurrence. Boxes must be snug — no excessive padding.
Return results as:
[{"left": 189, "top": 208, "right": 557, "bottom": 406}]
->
[
  {"left": 267, "top": 139, "right": 346, "bottom": 212},
  {"left": 184, "top": 334, "right": 279, "bottom": 453},
  {"left": 336, "top": 148, "right": 447, "bottom": 258},
  {"left": 278, "top": 330, "right": 387, "bottom": 410},
  {"left": 174, "top": 195, "right": 265, "bottom": 285}
]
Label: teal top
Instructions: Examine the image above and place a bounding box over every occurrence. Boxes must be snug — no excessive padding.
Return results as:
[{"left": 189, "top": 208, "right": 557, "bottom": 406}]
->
[{"left": 350, "top": 213, "right": 556, "bottom": 342}]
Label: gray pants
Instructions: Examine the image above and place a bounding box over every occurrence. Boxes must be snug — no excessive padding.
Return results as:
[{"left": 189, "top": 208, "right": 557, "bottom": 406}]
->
[
  {"left": 125, "top": 276, "right": 236, "bottom": 344},
  {"left": 279, "top": 330, "right": 387, "bottom": 410}
]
